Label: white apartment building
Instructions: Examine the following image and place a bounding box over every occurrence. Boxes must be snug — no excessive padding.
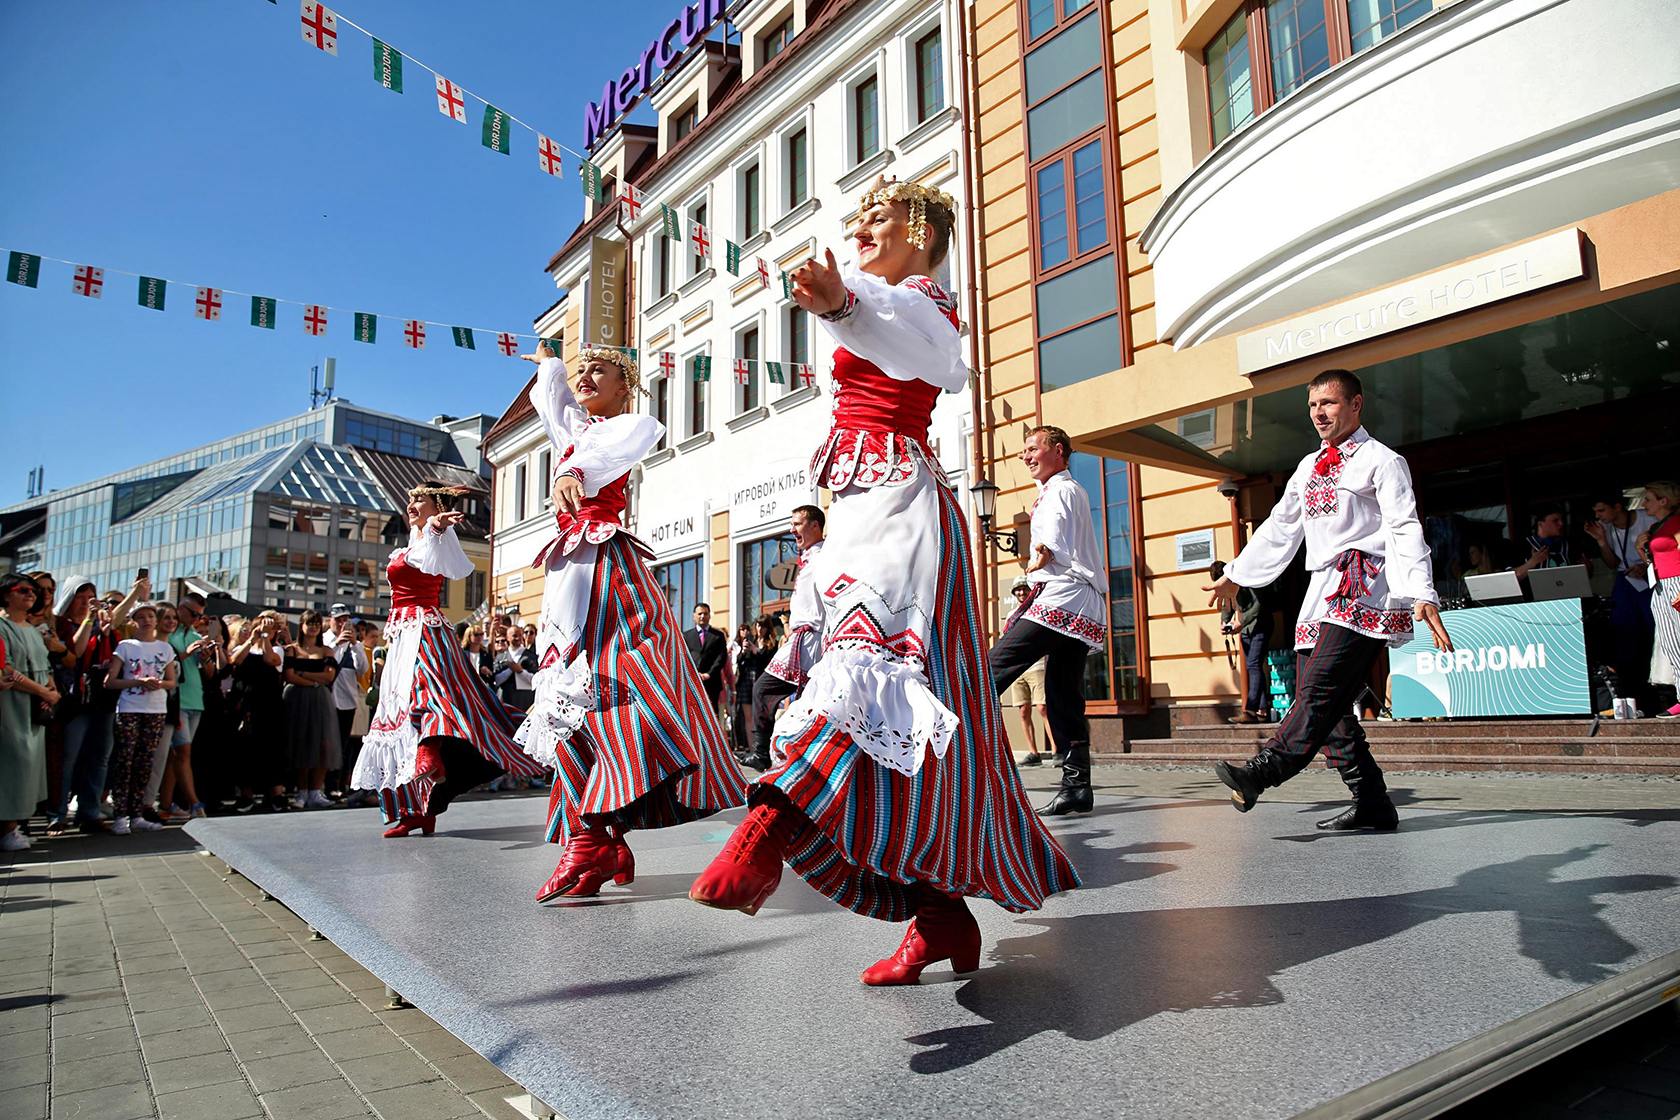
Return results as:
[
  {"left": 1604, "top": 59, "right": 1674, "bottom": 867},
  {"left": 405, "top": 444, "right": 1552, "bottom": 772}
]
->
[{"left": 490, "top": 0, "right": 975, "bottom": 635}]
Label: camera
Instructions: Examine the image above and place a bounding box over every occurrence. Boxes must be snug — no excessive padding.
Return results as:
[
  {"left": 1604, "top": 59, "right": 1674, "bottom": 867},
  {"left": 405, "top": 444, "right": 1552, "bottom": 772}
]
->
[{"left": 1216, "top": 479, "right": 1240, "bottom": 499}]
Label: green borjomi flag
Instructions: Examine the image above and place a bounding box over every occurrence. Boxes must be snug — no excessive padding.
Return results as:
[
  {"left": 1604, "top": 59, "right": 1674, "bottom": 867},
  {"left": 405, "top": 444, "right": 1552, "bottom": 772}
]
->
[
  {"left": 725, "top": 241, "right": 741, "bottom": 277},
  {"left": 765, "top": 361, "right": 785, "bottom": 385},
  {"left": 580, "top": 160, "right": 604, "bottom": 204},
  {"left": 251, "top": 296, "right": 277, "bottom": 328},
  {"left": 692, "top": 355, "right": 711, "bottom": 382},
  {"left": 6, "top": 252, "right": 40, "bottom": 288},
  {"left": 451, "top": 326, "right": 475, "bottom": 349},
  {"left": 355, "top": 312, "right": 377, "bottom": 343},
  {"left": 780, "top": 271, "right": 794, "bottom": 300},
  {"left": 482, "top": 104, "right": 511, "bottom": 155},
  {"left": 543, "top": 336, "right": 563, "bottom": 355},
  {"left": 660, "top": 204, "right": 681, "bottom": 242},
  {"left": 138, "top": 276, "right": 166, "bottom": 310},
  {"left": 372, "top": 38, "right": 403, "bottom": 92}
]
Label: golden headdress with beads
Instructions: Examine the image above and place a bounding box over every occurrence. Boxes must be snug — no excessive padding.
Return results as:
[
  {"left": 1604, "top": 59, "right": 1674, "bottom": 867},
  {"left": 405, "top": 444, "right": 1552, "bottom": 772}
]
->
[
  {"left": 407, "top": 482, "right": 470, "bottom": 510},
  {"left": 854, "top": 175, "right": 957, "bottom": 250},
  {"left": 576, "top": 346, "right": 642, "bottom": 395}
]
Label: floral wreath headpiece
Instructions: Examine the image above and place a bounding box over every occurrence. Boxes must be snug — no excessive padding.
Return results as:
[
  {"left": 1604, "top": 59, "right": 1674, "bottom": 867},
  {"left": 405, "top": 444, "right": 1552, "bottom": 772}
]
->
[
  {"left": 407, "top": 483, "right": 470, "bottom": 509},
  {"left": 576, "top": 346, "right": 644, "bottom": 395},
  {"left": 854, "top": 175, "right": 957, "bottom": 250}
]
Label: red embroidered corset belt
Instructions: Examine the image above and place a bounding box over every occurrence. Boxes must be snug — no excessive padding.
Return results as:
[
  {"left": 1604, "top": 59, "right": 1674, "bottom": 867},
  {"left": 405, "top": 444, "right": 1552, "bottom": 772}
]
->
[
  {"left": 829, "top": 349, "right": 939, "bottom": 445},
  {"left": 387, "top": 551, "right": 444, "bottom": 611}
]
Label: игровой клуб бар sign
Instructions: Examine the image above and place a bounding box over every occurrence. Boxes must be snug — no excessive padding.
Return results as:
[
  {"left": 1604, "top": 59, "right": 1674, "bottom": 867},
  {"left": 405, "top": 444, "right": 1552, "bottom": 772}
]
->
[{"left": 583, "top": 0, "right": 727, "bottom": 150}]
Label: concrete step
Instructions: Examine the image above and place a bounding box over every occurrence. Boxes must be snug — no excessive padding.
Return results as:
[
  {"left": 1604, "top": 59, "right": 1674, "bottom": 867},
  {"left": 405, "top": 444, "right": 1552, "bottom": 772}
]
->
[
  {"left": 1122, "top": 736, "right": 1680, "bottom": 759},
  {"left": 1098, "top": 752, "right": 1680, "bottom": 775}
]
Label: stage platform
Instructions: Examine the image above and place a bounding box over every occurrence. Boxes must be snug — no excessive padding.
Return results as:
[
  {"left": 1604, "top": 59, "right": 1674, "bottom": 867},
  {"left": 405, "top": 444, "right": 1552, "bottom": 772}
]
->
[{"left": 187, "top": 791, "right": 1680, "bottom": 1120}]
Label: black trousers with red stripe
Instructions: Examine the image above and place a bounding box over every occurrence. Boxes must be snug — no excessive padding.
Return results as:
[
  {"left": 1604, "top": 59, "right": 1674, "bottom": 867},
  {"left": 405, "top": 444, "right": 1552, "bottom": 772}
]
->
[{"left": 1260, "top": 623, "right": 1388, "bottom": 796}]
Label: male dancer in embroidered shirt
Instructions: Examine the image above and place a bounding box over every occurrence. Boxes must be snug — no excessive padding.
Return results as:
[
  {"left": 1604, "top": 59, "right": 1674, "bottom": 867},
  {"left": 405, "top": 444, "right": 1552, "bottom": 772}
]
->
[
  {"left": 1205, "top": 369, "right": 1452, "bottom": 831},
  {"left": 990, "top": 426, "right": 1107, "bottom": 816},
  {"left": 744, "top": 504, "right": 825, "bottom": 771}
]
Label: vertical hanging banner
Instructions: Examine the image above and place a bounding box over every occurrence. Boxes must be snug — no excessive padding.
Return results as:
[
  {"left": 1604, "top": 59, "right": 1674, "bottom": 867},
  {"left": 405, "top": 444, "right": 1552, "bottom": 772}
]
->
[
  {"left": 692, "top": 355, "right": 711, "bottom": 382},
  {"left": 659, "top": 204, "right": 681, "bottom": 242},
  {"left": 403, "top": 320, "right": 426, "bottom": 349},
  {"left": 7, "top": 252, "right": 40, "bottom": 287},
  {"left": 303, "top": 304, "right": 327, "bottom": 335},
  {"left": 537, "top": 136, "right": 565, "bottom": 177},
  {"left": 354, "top": 312, "right": 377, "bottom": 343},
  {"left": 451, "top": 326, "right": 475, "bottom": 349},
  {"left": 72, "top": 265, "right": 103, "bottom": 298},
  {"left": 796, "top": 363, "right": 815, "bottom": 388},
  {"left": 765, "top": 361, "right": 785, "bottom": 385},
  {"left": 194, "top": 287, "right": 223, "bottom": 320},
  {"left": 580, "top": 160, "right": 604, "bottom": 203},
  {"left": 137, "top": 276, "right": 167, "bottom": 311},
  {"left": 435, "top": 75, "right": 467, "bottom": 122},
  {"left": 621, "top": 184, "right": 643, "bottom": 222},
  {"left": 251, "top": 296, "right": 277, "bottom": 329},
  {"left": 300, "top": 1, "right": 338, "bottom": 54},
  {"left": 496, "top": 332, "right": 518, "bottom": 356},
  {"left": 732, "top": 358, "right": 750, "bottom": 385},
  {"left": 587, "top": 235, "right": 628, "bottom": 351},
  {"left": 658, "top": 352, "right": 675, "bottom": 376},
  {"left": 725, "top": 241, "right": 741, "bottom": 276},
  {"left": 482, "top": 104, "right": 511, "bottom": 155},
  {"left": 781, "top": 271, "right": 794, "bottom": 300},
  {"left": 756, "top": 258, "right": 770, "bottom": 289},
  {"left": 690, "top": 222, "right": 710, "bottom": 262},
  {"left": 372, "top": 38, "right": 403, "bottom": 92}
]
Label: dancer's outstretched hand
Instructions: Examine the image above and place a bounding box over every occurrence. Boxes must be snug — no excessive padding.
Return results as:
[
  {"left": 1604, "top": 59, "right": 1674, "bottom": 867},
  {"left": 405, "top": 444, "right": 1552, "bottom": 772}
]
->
[
  {"left": 425, "top": 510, "right": 465, "bottom": 535},
  {"left": 1203, "top": 576, "right": 1239, "bottom": 609},
  {"left": 790, "top": 249, "right": 846, "bottom": 316},
  {"left": 521, "top": 342, "right": 556, "bottom": 364},
  {"left": 1415, "top": 602, "right": 1453, "bottom": 653}
]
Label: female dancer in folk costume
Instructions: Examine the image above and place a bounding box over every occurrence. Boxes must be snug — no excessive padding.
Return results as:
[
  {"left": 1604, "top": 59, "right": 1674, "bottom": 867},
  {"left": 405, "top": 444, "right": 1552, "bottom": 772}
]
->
[
  {"left": 689, "top": 178, "right": 1080, "bottom": 984},
  {"left": 352, "top": 483, "right": 546, "bottom": 837},
  {"left": 514, "top": 344, "right": 747, "bottom": 903}
]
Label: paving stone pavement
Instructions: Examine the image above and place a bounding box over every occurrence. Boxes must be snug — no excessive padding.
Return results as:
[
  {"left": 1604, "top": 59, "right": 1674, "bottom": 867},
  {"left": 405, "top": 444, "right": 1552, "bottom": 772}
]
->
[
  {"left": 0, "top": 822, "right": 538, "bottom": 1120},
  {"left": 3, "top": 770, "right": 1677, "bottom": 1120}
]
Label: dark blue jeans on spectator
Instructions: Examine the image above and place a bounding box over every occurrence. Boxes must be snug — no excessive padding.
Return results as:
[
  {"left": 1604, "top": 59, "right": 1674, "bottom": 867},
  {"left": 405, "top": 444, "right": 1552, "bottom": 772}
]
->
[
  {"left": 1241, "top": 629, "right": 1272, "bottom": 714},
  {"left": 56, "top": 710, "right": 115, "bottom": 823}
]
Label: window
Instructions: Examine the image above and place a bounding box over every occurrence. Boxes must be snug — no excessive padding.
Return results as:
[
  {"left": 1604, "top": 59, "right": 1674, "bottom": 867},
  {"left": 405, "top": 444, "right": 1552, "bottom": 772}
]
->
[
  {"left": 740, "top": 534, "right": 798, "bottom": 622},
  {"left": 786, "top": 127, "right": 808, "bottom": 209},
  {"left": 654, "top": 555, "right": 704, "bottom": 624},
  {"left": 513, "top": 462, "right": 527, "bottom": 522},
  {"left": 1027, "top": 0, "right": 1095, "bottom": 41},
  {"left": 650, "top": 374, "right": 670, "bottom": 451},
  {"left": 1056, "top": 453, "right": 1145, "bottom": 707},
  {"left": 438, "top": 578, "right": 451, "bottom": 609},
  {"left": 690, "top": 201, "right": 708, "bottom": 276},
  {"left": 854, "top": 75, "right": 879, "bottom": 163},
  {"left": 760, "top": 16, "right": 793, "bottom": 65},
  {"left": 787, "top": 306, "right": 809, "bottom": 367},
  {"left": 688, "top": 355, "right": 708, "bottom": 436},
  {"left": 1204, "top": 0, "right": 1436, "bottom": 146},
  {"left": 743, "top": 163, "right": 761, "bottom": 239},
  {"left": 738, "top": 326, "right": 760, "bottom": 414},
  {"left": 537, "top": 451, "right": 552, "bottom": 508},
  {"left": 655, "top": 236, "right": 672, "bottom": 298},
  {"left": 672, "top": 101, "right": 699, "bottom": 143},
  {"left": 915, "top": 28, "right": 945, "bottom": 123}
]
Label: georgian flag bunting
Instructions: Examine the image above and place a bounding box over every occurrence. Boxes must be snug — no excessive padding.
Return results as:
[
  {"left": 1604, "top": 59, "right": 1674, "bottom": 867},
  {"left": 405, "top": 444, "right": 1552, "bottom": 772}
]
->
[
  {"left": 435, "top": 75, "right": 467, "bottom": 123},
  {"left": 538, "top": 136, "right": 564, "bottom": 177},
  {"left": 732, "top": 358, "right": 750, "bottom": 385},
  {"left": 690, "top": 221, "right": 710, "bottom": 261},
  {"left": 496, "top": 332, "right": 518, "bottom": 356},
  {"left": 621, "top": 184, "right": 643, "bottom": 221},
  {"left": 301, "top": 1, "right": 338, "bottom": 55},
  {"left": 303, "top": 304, "right": 328, "bottom": 335},
  {"left": 657, "top": 351, "right": 675, "bottom": 376},
  {"left": 756, "top": 257, "right": 770, "bottom": 289},
  {"left": 72, "top": 265, "right": 103, "bottom": 298},
  {"left": 796, "top": 363, "right": 815, "bottom": 388},
  {"left": 194, "top": 287, "right": 223, "bottom": 321},
  {"left": 404, "top": 320, "right": 426, "bottom": 349}
]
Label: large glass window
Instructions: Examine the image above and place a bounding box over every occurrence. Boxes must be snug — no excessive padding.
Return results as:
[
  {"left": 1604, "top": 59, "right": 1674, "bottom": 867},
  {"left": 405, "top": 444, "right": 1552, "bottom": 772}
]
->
[
  {"left": 672, "top": 101, "right": 699, "bottom": 143},
  {"left": 1067, "top": 453, "right": 1143, "bottom": 705},
  {"left": 740, "top": 534, "right": 798, "bottom": 623},
  {"left": 855, "top": 75, "right": 879, "bottom": 163},
  {"left": 787, "top": 306, "right": 809, "bottom": 367},
  {"left": 1347, "top": 0, "right": 1431, "bottom": 50},
  {"left": 688, "top": 355, "right": 708, "bottom": 437},
  {"left": 1266, "top": 0, "right": 1332, "bottom": 100},
  {"left": 513, "top": 463, "right": 527, "bottom": 522},
  {"left": 655, "top": 236, "right": 671, "bottom": 298},
  {"left": 1026, "top": 70, "right": 1106, "bottom": 162},
  {"left": 1035, "top": 163, "right": 1068, "bottom": 270},
  {"left": 915, "top": 28, "right": 944, "bottom": 122},
  {"left": 760, "top": 16, "right": 793, "bottom": 65},
  {"left": 743, "top": 163, "right": 761, "bottom": 239},
  {"left": 654, "top": 555, "right": 704, "bottom": 624},
  {"left": 1206, "top": 10, "right": 1256, "bottom": 144},
  {"left": 786, "top": 128, "right": 808, "bottom": 209},
  {"left": 738, "top": 327, "right": 760, "bottom": 414}
]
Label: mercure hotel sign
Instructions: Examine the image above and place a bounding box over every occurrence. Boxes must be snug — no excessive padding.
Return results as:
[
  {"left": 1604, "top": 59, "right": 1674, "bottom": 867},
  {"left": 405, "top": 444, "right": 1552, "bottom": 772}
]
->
[
  {"left": 583, "top": 0, "right": 727, "bottom": 150},
  {"left": 1235, "top": 229, "right": 1585, "bottom": 375}
]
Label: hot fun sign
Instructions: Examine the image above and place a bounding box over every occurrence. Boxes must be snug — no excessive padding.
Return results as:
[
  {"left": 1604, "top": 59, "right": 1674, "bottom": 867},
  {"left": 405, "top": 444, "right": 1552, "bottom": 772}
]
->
[{"left": 1389, "top": 599, "right": 1590, "bottom": 719}]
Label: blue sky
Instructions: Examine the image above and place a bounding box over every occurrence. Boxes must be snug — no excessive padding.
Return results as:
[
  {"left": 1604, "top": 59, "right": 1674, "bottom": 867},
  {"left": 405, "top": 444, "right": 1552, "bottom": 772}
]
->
[{"left": 0, "top": 0, "right": 677, "bottom": 501}]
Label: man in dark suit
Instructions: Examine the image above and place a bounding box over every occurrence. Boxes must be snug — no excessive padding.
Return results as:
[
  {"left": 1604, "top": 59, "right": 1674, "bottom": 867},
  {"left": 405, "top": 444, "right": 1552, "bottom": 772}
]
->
[{"left": 684, "top": 602, "right": 727, "bottom": 714}]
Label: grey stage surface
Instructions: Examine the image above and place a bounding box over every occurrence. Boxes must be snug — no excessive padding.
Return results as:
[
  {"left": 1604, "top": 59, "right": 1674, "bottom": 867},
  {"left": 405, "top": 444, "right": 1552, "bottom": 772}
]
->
[{"left": 188, "top": 793, "right": 1680, "bottom": 1120}]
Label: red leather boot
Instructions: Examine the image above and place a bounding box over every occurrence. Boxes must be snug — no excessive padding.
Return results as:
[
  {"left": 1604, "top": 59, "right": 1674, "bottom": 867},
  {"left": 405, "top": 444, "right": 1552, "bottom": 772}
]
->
[
  {"left": 414, "top": 741, "right": 447, "bottom": 782},
  {"left": 381, "top": 813, "right": 436, "bottom": 838},
  {"left": 861, "top": 885, "right": 982, "bottom": 986},
  {"left": 688, "top": 796, "right": 800, "bottom": 915},
  {"left": 536, "top": 827, "right": 632, "bottom": 902}
]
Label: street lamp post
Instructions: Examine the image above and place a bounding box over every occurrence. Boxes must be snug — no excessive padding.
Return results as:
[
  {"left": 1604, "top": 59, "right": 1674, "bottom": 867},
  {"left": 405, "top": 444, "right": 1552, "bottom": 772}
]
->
[{"left": 969, "top": 477, "right": 1019, "bottom": 555}]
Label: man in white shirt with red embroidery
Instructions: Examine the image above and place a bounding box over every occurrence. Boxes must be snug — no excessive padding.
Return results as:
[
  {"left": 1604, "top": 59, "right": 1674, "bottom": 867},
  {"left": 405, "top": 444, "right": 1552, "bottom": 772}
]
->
[
  {"left": 1206, "top": 369, "right": 1452, "bottom": 831},
  {"left": 991, "top": 425, "right": 1106, "bottom": 816}
]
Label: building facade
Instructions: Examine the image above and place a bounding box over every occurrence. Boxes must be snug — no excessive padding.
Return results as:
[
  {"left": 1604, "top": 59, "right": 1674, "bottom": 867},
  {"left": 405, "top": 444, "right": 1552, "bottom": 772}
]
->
[
  {"left": 500, "top": 0, "right": 976, "bottom": 639},
  {"left": 0, "top": 401, "right": 494, "bottom": 624},
  {"left": 968, "top": 0, "right": 1680, "bottom": 736}
]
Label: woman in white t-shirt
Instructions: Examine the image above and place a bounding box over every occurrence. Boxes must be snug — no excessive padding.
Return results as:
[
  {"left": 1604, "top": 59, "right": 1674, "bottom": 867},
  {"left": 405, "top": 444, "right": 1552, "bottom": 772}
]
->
[{"left": 103, "top": 603, "right": 177, "bottom": 835}]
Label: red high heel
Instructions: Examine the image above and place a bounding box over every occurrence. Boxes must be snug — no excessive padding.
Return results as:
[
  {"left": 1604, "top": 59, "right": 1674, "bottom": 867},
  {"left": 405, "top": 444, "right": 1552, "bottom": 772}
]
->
[
  {"left": 688, "top": 798, "right": 798, "bottom": 915},
  {"left": 536, "top": 828, "right": 633, "bottom": 902},
  {"left": 861, "top": 885, "right": 982, "bottom": 986},
  {"left": 414, "top": 742, "right": 447, "bottom": 782},
  {"left": 381, "top": 813, "right": 436, "bottom": 838}
]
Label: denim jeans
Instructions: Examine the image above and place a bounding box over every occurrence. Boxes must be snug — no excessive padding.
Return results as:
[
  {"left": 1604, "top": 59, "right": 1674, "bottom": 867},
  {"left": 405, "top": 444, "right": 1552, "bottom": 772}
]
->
[{"left": 57, "top": 709, "right": 115, "bottom": 822}]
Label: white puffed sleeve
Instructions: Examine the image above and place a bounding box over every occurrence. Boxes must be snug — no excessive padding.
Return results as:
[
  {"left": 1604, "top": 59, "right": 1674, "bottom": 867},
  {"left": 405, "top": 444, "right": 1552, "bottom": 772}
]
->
[
  {"left": 405, "top": 525, "right": 476, "bottom": 581},
  {"left": 817, "top": 265, "right": 969, "bottom": 392},
  {"left": 1030, "top": 480, "right": 1105, "bottom": 595},
  {"left": 559, "top": 413, "right": 665, "bottom": 499},
  {"left": 531, "top": 358, "right": 587, "bottom": 449},
  {"left": 1375, "top": 455, "right": 1439, "bottom": 607},
  {"left": 1226, "top": 464, "right": 1307, "bottom": 589}
]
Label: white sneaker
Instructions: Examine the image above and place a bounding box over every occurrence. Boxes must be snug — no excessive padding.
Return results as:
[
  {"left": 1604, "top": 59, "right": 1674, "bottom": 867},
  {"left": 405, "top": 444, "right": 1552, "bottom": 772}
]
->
[
  {"left": 1, "top": 828, "right": 30, "bottom": 851},
  {"left": 291, "top": 792, "right": 308, "bottom": 810},
  {"left": 111, "top": 817, "right": 132, "bottom": 835},
  {"left": 305, "top": 790, "right": 331, "bottom": 808},
  {"left": 129, "top": 817, "right": 163, "bottom": 832}
]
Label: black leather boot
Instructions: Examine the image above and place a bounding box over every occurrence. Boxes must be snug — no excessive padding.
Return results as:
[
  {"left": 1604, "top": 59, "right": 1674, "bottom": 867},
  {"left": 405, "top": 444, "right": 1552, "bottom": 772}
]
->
[
  {"left": 1038, "top": 741, "right": 1093, "bottom": 816},
  {"left": 1214, "top": 746, "right": 1290, "bottom": 813},
  {"left": 1318, "top": 741, "right": 1398, "bottom": 831}
]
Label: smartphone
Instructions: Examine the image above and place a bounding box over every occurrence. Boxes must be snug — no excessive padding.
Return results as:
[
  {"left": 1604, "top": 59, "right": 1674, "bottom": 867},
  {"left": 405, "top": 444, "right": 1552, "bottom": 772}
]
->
[{"left": 137, "top": 568, "right": 150, "bottom": 581}]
